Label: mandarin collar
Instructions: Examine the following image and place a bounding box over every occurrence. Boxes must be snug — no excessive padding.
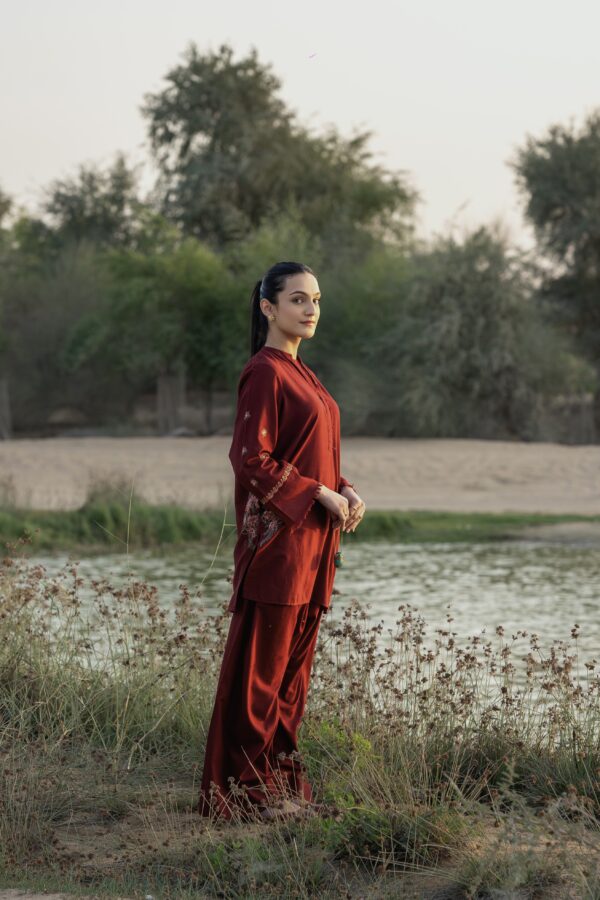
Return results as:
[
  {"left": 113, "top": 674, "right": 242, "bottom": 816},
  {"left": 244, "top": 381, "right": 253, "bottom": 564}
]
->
[{"left": 260, "top": 345, "right": 301, "bottom": 363}]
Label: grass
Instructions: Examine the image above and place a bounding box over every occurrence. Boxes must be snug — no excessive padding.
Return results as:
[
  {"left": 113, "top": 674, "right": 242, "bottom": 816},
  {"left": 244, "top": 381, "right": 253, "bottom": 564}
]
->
[
  {"left": 0, "top": 475, "right": 598, "bottom": 553},
  {"left": 1, "top": 521, "right": 600, "bottom": 897}
]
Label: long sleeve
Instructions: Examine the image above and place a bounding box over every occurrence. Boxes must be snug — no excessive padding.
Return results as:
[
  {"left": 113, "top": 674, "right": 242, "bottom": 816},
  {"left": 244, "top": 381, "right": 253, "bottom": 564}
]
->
[{"left": 229, "top": 362, "right": 322, "bottom": 528}]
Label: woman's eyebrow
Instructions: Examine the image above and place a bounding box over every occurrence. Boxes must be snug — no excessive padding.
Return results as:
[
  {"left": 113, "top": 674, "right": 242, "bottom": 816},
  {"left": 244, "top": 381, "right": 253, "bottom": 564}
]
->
[{"left": 290, "top": 291, "right": 321, "bottom": 297}]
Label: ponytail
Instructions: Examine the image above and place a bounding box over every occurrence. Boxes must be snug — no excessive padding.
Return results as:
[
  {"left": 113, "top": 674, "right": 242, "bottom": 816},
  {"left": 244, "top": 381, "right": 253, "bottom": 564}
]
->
[{"left": 250, "top": 279, "right": 268, "bottom": 357}]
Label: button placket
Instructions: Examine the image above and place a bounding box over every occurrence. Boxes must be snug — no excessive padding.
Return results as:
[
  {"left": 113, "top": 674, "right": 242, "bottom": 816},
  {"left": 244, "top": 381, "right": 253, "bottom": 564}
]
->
[{"left": 293, "top": 362, "right": 333, "bottom": 452}]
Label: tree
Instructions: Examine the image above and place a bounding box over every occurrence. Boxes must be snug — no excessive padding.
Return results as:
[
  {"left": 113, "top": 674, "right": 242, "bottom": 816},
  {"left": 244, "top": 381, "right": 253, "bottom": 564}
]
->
[
  {"left": 141, "top": 42, "right": 418, "bottom": 252},
  {"left": 367, "top": 224, "right": 578, "bottom": 438},
  {"left": 0, "top": 185, "right": 186, "bottom": 435},
  {"left": 0, "top": 187, "right": 14, "bottom": 438},
  {"left": 1, "top": 238, "right": 113, "bottom": 433},
  {"left": 42, "top": 152, "right": 158, "bottom": 252},
  {"left": 511, "top": 110, "right": 600, "bottom": 432},
  {"left": 65, "top": 237, "right": 234, "bottom": 433}
]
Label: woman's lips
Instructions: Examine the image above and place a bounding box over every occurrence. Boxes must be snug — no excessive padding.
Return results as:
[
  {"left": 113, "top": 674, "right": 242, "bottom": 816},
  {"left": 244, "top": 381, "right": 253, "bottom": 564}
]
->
[{"left": 301, "top": 321, "right": 316, "bottom": 325}]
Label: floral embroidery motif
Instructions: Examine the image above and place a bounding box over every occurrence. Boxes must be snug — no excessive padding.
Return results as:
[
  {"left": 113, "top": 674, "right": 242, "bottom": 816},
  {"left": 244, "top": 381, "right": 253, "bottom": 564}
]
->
[
  {"left": 260, "top": 427, "right": 268, "bottom": 436},
  {"left": 243, "top": 411, "right": 251, "bottom": 420},
  {"left": 259, "top": 450, "right": 269, "bottom": 460},
  {"left": 263, "top": 462, "right": 293, "bottom": 503},
  {"left": 241, "top": 492, "right": 285, "bottom": 550},
  {"left": 241, "top": 446, "right": 248, "bottom": 455},
  {"left": 250, "top": 478, "right": 257, "bottom": 486}
]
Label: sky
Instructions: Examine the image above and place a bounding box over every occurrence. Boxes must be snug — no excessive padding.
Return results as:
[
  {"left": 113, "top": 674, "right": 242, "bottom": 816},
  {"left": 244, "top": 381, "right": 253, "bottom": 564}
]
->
[{"left": 1, "top": 0, "right": 600, "bottom": 251}]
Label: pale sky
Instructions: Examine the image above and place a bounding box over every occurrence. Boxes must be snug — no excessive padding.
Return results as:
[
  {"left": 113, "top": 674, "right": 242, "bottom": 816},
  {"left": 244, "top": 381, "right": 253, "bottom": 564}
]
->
[{"left": 2, "top": 0, "right": 599, "bottom": 251}]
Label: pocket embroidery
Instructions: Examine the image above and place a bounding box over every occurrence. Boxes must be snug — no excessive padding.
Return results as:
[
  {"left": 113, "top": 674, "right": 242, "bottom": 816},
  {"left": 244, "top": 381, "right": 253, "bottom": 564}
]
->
[{"left": 241, "top": 492, "right": 285, "bottom": 550}]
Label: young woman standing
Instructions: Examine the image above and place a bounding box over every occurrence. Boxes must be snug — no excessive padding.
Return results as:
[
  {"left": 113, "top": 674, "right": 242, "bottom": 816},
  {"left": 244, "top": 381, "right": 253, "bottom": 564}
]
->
[{"left": 198, "top": 261, "right": 366, "bottom": 822}]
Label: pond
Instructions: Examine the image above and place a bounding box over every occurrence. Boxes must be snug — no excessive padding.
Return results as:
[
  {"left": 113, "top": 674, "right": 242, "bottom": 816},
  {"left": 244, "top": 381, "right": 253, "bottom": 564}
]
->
[{"left": 23, "top": 537, "right": 600, "bottom": 664}]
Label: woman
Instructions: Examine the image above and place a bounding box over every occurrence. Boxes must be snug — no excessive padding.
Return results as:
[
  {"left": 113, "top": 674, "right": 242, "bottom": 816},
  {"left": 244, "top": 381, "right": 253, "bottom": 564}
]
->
[{"left": 198, "top": 261, "right": 366, "bottom": 822}]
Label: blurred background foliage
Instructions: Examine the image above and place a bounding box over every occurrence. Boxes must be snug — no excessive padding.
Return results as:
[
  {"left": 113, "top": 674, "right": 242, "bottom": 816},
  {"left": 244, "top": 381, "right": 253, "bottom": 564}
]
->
[{"left": 0, "top": 42, "right": 598, "bottom": 441}]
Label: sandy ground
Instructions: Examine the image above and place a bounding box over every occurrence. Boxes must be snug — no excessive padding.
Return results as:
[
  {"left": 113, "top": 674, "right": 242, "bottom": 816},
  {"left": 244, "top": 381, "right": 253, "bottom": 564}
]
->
[{"left": 1, "top": 435, "right": 600, "bottom": 515}]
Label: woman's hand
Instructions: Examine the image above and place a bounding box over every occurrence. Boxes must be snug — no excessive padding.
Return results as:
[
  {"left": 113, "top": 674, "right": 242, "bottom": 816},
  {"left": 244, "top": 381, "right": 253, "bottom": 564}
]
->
[
  {"left": 315, "top": 485, "right": 349, "bottom": 529},
  {"left": 339, "top": 485, "right": 366, "bottom": 533}
]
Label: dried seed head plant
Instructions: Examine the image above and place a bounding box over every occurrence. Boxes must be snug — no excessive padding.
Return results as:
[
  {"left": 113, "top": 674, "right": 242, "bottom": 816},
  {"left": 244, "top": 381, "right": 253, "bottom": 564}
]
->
[{"left": 1, "top": 539, "right": 600, "bottom": 892}]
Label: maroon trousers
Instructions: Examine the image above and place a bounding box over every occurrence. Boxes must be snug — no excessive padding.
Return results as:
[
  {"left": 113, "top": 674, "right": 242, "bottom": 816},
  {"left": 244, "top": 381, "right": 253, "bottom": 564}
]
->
[{"left": 198, "top": 598, "right": 324, "bottom": 821}]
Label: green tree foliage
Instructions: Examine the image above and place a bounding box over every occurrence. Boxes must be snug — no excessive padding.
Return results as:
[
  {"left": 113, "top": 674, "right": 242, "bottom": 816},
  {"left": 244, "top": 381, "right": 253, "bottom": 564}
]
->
[
  {"left": 0, "top": 187, "right": 12, "bottom": 362},
  {"left": 0, "top": 175, "right": 192, "bottom": 432},
  {"left": 511, "top": 110, "right": 600, "bottom": 427},
  {"left": 1, "top": 239, "right": 112, "bottom": 430},
  {"left": 141, "top": 42, "right": 418, "bottom": 253},
  {"left": 42, "top": 152, "right": 160, "bottom": 251},
  {"left": 0, "top": 187, "right": 12, "bottom": 438},
  {"left": 2, "top": 47, "right": 595, "bottom": 442},
  {"left": 64, "top": 238, "right": 234, "bottom": 429},
  {"left": 0, "top": 187, "right": 11, "bottom": 231},
  {"left": 365, "top": 225, "right": 581, "bottom": 438},
  {"left": 5, "top": 209, "right": 60, "bottom": 272},
  {"left": 302, "top": 242, "right": 413, "bottom": 434}
]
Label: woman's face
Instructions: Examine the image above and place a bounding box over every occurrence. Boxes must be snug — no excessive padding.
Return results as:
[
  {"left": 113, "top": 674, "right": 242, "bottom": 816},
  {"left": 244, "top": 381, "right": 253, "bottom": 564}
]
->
[{"left": 262, "top": 272, "right": 321, "bottom": 341}]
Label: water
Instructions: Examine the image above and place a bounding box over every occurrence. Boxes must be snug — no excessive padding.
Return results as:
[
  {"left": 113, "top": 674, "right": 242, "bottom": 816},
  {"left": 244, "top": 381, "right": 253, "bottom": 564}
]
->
[
  {"left": 336, "top": 540, "right": 600, "bottom": 657},
  {"left": 23, "top": 538, "right": 600, "bottom": 661}
]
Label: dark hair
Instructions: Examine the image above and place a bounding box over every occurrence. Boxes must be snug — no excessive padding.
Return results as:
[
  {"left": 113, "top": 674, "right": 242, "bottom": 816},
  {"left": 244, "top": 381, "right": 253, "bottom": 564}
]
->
[{"left": 250, "top": 261, "right": 316, "bottom": 357}]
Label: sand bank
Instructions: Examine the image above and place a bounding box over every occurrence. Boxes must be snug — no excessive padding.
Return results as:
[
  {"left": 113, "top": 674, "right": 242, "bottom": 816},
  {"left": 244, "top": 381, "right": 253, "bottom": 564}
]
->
[{"left": 1, "top": 436, "right": 599, "bottom": 516}]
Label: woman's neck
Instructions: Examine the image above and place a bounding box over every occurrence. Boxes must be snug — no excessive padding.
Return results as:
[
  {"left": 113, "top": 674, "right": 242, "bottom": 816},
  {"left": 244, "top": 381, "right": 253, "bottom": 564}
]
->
[{"left": 263, "top": 339, "right": 301, "bottom": 360}]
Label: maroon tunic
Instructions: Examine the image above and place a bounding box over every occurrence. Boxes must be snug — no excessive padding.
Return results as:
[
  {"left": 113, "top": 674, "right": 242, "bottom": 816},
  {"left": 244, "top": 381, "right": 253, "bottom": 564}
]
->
[{"left": 227, "top": 345, "right": 354, "bottom": 615}]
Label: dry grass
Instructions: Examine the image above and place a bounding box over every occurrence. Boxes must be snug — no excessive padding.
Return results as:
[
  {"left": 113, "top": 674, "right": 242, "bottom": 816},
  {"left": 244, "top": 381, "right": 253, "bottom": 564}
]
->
[{"left": 1, "top": 529, "right": 600, "bottom": 898}]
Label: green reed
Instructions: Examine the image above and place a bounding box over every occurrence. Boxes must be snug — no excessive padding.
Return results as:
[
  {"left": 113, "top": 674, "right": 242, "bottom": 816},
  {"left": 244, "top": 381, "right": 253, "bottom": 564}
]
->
[{"left": 1, "top": 471, "right": 598, "bottom": 553}]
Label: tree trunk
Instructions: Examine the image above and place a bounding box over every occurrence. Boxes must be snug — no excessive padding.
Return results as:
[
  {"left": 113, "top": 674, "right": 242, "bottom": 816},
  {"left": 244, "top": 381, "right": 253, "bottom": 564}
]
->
[
  {"left": 593, "top": 384, "right": 600, "bottom": 443},
  {"left": 204, "top": 383, "right": 214, "bottom": 434},
  {"left": 157, "top": 361, "right": 186, "bottom": 434},
  {"left": 0, "top": 377, "right": 11, "bottom": 440}
]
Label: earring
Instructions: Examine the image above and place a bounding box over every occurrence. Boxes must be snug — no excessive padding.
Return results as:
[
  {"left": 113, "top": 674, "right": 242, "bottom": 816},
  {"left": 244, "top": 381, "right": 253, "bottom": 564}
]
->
[{"left": 269, "top": 315, "right": 275, "bottom": 321}]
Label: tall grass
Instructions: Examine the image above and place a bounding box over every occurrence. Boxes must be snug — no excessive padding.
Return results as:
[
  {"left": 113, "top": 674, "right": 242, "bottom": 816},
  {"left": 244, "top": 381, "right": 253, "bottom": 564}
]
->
[{"left": 0, "top": 528, "right": 599, "bottom": 897}]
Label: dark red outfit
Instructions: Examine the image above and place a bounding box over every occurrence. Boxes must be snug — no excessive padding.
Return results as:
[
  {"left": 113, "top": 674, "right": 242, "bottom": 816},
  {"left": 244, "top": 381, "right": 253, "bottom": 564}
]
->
[{"left": 198, "top": 345, "right": 355, "bottom": 820}]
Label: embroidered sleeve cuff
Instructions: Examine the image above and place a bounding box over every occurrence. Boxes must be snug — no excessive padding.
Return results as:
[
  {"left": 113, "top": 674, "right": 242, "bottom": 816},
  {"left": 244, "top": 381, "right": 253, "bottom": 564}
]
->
[{"left": 259, "top": 463, "right": 322, "bottom": 527}]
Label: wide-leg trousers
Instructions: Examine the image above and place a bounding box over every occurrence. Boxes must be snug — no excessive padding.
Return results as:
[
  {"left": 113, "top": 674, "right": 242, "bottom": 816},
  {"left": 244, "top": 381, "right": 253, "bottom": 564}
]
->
[{"left": 198, "top": 598, "right": 324, "bottom": 821}]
